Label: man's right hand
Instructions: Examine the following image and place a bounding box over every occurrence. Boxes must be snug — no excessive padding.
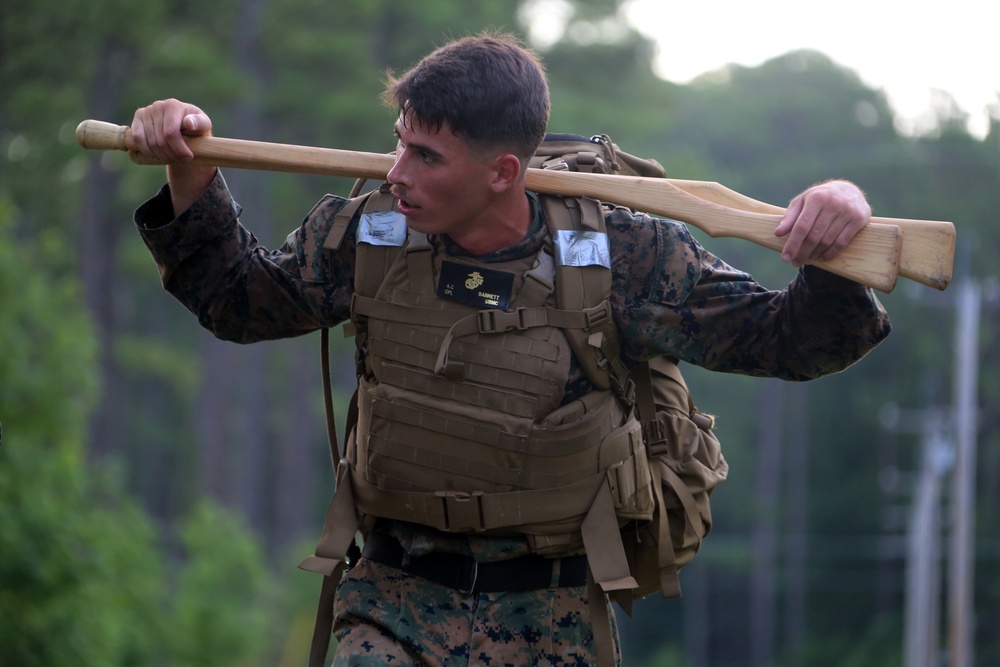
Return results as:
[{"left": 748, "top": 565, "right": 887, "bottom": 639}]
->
[
  {"left": 132, "top": 99, "right": 216, "bottom": 215},
  {"left": 131, "top": 99, "right": 212, "bottom": 162}
]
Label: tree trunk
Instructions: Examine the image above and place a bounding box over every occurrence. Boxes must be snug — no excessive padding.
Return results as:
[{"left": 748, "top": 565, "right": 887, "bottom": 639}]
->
[
  {"left": 193, "top": 0, "right": 275, "bottom": 537},
  {"left": 750, "top": 379, "right": 783, "bottom": 667},
  {"left": 81, "top": 38, "right": 130, "bottom": 463},
  {"left": 783, "top": 384, "right": 809, "bottom": 660},
  {"left": 273, "top": 340, "right": 327, "bottom": 554}
]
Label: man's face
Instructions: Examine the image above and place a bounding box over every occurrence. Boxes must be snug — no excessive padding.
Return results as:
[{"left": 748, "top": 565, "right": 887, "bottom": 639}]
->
[{"left": 387, "top": 113, "right": 498, "bottom": 242}]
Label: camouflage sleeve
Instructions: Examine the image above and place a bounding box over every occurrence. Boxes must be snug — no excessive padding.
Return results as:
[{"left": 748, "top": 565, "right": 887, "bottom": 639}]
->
[
  {"left": 134, "top": 170, "right": 356, "bottom": 343},
  {"left": 606, "top": 206, "right": 892, "bottom": 380}
]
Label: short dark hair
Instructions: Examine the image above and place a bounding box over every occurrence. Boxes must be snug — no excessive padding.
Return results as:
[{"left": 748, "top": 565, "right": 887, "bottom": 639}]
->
[{"left": 382, "top": 32, "right": 550, "bottom": 161}]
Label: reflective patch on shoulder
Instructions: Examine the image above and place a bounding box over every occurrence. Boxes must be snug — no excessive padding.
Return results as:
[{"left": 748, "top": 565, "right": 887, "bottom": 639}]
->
[
  {"left": 358, "top": 210, "right": 407, "bottom": 246},
  {"left": 554, "top": 230, "right": 611, "bottom": 268}
]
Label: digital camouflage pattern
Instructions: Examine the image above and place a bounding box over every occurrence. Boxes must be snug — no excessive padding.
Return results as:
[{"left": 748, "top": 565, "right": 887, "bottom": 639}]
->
[
  {"left": 331, "top": 558, "right": 618, "bottom": 667},
  {"left": 135, "top": 170, "right": 890, "bottom": 381},
  {"left": 134, "top": 169, "right": 891, "bottom": 664}
]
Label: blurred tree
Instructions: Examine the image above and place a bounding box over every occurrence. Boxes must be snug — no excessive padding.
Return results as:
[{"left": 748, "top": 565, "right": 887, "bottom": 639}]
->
[
  {"left": 3, "top": 0, "right": 999, "bottom": 664},
  {"left": 0, "top": 198, "right": 278, "bottom": 666}
]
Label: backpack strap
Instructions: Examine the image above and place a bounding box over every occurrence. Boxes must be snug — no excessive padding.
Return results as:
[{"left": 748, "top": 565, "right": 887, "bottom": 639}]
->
[
  {"left": 323, "top": 192, "right": 367, "bottom": 252},
  {"left": 351, "top": 184, "right": 405, "bottom": 298},
  {"left": 632, "top": 355, "right": 719, "bottom": 600},
  {"left": 540, "top": 195, "right": 633, "bottom": 405},
  {"left": 541, "top": 194, "right": 644, "bottom": 667},
  {"left": 631, "top": 359, "right": 682, "bottom": 598}
]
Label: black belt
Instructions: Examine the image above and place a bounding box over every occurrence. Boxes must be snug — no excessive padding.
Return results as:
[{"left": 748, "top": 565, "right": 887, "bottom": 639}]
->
[{"left": 360, "top": 532, "right": 588, "bottom": 595}]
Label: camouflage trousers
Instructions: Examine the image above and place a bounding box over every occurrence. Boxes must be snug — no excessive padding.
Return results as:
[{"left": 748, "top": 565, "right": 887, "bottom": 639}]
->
[{"left": 330, "top": 558, "right": 620, "bottom": 667}]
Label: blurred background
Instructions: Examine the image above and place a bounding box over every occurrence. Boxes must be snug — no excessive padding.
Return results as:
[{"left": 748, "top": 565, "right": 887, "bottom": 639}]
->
[{"left": 1, "top": 1, "right": 998, "bottom": 665}]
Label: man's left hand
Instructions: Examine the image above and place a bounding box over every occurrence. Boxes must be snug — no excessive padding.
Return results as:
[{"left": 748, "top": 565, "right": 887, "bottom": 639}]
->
[{"left": 774, "top": 180, "right": 871, "bottom": 267}]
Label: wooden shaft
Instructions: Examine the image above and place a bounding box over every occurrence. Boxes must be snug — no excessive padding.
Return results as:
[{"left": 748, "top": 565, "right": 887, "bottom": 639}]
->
[
  {"left": 76, "top": 119, "right": 954, "bottom": 292},
  {"left": 668, "top": 180, "right": 954, "bottom": 290}
]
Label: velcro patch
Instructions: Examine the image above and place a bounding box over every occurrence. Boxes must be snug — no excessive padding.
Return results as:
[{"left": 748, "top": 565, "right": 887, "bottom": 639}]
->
[
  {"left": 554, "top": 230, "right": 611, "bottom": 268},
  {"left": 358, "top": 210, "right": 407, "bottom": 246}
]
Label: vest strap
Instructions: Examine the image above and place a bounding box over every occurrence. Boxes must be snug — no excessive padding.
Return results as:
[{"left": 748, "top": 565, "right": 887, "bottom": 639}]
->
[
  {"left": 350, "top": 293, "right": 465, "bottom": 327},
  {"left": 323, "top": 192, "right": 370, "bottom": 251},
  {"left": 433, "top": 303, "right": 613, "bottom": 375},
  {"left": 581, "top": 482, "right": 639, "bottom": 593},
  {"left": 349, "top": 466, "right": 605, "bottom": 533},
  {"left": 299, "top": 461, "right": 360, "bottom": 576}
]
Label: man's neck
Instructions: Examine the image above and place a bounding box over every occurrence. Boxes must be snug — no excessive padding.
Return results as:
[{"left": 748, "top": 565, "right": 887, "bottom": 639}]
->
[{"left": 448, "top": 189, "right": 533, "bottom": 256}]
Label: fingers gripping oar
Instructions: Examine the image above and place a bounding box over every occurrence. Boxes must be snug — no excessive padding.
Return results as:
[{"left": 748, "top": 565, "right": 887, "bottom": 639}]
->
[
  {"left": 667, "top": 179, "right": 954, "bottom": 291},
  {"left": 76, "top": 119, "right": 954, "bottom": 292}
]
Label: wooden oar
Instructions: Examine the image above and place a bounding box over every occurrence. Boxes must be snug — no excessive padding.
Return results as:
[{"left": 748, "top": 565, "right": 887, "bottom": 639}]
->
[
  {"left": 667, "top": 179, "right": 953, "bottom": 290},
  {"left": 76, "top": 119, "right": 953, "bottom": 292}
]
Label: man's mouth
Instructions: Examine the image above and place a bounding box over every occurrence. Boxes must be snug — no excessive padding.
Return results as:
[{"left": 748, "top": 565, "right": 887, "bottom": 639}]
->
[{"left": 391, "top": 187, "right": 421, "bottom": 216}]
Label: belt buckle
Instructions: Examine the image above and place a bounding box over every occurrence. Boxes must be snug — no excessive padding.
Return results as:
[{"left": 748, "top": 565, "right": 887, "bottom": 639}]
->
[{"left": 458, "top": 558, "right": 479, "bottom": 595}]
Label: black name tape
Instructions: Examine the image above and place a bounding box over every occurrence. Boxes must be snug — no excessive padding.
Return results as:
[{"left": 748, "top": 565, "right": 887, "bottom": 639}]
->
[{"left": 437, "top": 260, "right": 515, "bottom": 310}]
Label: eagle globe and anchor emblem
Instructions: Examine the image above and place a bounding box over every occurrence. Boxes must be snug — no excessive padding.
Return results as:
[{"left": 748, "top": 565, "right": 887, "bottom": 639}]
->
[{"left": 465, "top": 271, "right": 485, "bottom": 290}]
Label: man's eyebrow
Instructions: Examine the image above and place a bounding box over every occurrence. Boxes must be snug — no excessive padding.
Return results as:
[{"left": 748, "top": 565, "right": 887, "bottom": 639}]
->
[{"left": 393, "top": 121, "right": 444, "bottom": 158}]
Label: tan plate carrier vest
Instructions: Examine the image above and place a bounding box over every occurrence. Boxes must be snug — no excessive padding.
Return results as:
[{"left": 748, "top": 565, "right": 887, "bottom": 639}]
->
[
  {"left": 299, "top": 187, "right": 678, "bottom": 667},
  {"left": 301, "top": 185, "right": 653, "bottom": 584}
]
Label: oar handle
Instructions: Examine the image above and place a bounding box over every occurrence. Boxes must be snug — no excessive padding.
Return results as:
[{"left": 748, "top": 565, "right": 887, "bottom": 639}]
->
[
  {"left": 76, "top": 120, "right": 396, "bottom": 179},
  {"left": 667, "top": 179, "right": 954, "bottom": 290},
  {"left": 77, "top": 119, "right": 959, "bottom": 292}
]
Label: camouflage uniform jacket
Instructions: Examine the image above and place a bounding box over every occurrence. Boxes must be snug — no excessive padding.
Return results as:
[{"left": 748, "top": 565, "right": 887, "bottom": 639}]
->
[{"left": 134, "top": 170, "right": 891, "bottom": 558}]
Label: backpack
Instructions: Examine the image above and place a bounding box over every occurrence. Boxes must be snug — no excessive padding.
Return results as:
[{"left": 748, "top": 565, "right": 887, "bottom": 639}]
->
[
  {"left": 528, "top": 134, "right": 729, "bottom": 600},
  {"left": 305, "top": 134, "right": 728, "bottom": 666}
]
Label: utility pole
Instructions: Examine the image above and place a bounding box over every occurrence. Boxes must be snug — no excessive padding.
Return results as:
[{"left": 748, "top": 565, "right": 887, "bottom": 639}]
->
[
  {"left": 947, "top": 277, "right": 981, "bottom": 667},
  {"left": 899, "top": 242, "right": 988, "bottom": 667},
  {"left": 903, "top": 408, "right": 950, "bottom": 667}
]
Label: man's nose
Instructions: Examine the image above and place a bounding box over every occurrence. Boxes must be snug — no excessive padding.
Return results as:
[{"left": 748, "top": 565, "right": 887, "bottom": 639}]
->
[{"left": 386, "top": 151, "right": 410, "bottom": 186}]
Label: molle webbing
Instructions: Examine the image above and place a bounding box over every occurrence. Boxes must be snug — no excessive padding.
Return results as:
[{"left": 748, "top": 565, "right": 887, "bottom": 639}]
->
[
  {"left": 355, "top": 373, "right": 635, "bottom": 490},
  {"left": 351, "top": 422, "right": 641, "bottom": 535},
  {"left": 351, "top": 293, "right": 613, "bottom": 380},
  {"left": 303, "top": 189, "right": 655, "bottom": 638}
]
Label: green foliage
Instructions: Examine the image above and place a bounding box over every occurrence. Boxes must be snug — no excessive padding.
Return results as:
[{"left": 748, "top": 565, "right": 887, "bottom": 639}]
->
[
  {"left": 3, "top": 0, "right": 1000, "bottom": 665},
  {"left": 795, "top": 616, "right": 904, "bottom": 667},
  {"left": 659, "top": 50, "right": 901, "bottom": 197},
  {"left": 0, "top": 197, "right": 98, "bottom": 444},
  {"left": 115, "top": 334, "right": 202, "bottom": 398},
  {"left": 0, "top": 190, "right": 278, "bottom": 665},
  {"left": 171, "top": 503, "right": 275, "bottom": 667},
  {"left": 0, "top": 442, "right": 168, "bottom": 667},
  {"left": 636, "top": 643, "right": 684, "bottom": 667},
  {"left": 0, "top": 442, "right": 278, "bottom": 667},
  {"left": 0, "top": 199, "right": 164, "bottom": 666}
]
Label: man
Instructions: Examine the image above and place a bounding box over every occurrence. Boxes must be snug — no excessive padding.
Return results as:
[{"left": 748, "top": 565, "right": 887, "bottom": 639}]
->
[{"left": 131, "top": 32, "right": 889, "bottom": 667}]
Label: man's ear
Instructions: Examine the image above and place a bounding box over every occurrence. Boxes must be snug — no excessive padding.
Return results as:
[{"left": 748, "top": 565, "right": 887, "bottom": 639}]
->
[{"left": 489, "top": 153, "right": 524, "bottom": 193}]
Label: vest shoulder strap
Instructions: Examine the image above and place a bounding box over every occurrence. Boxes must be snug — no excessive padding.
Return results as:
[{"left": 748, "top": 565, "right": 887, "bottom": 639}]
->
[
  {"left": 352, "top": 185, "right": 408, "bottom": 298},
  {"left": 322, "top": 193, "right": 368, "bottom": 252},
  {"left": 540, "top": 195, "right": 632, "bottom": 403}
]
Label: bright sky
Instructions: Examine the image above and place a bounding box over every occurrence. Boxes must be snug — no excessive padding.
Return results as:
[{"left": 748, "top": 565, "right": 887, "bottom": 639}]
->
[{"left": 525, "top": 0, "right": 1000, "bottom": 139}]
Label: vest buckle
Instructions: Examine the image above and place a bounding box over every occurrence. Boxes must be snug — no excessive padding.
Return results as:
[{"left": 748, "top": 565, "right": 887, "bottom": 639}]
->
[
  {"left": 478, "top": 307, "right": 532, "bottom": 333},
  {"left": 435, "top": 490, "right": 487, "bottom": 531},
  {"left": 583, "top": 303, "right": 612, "bottom": 330}
]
